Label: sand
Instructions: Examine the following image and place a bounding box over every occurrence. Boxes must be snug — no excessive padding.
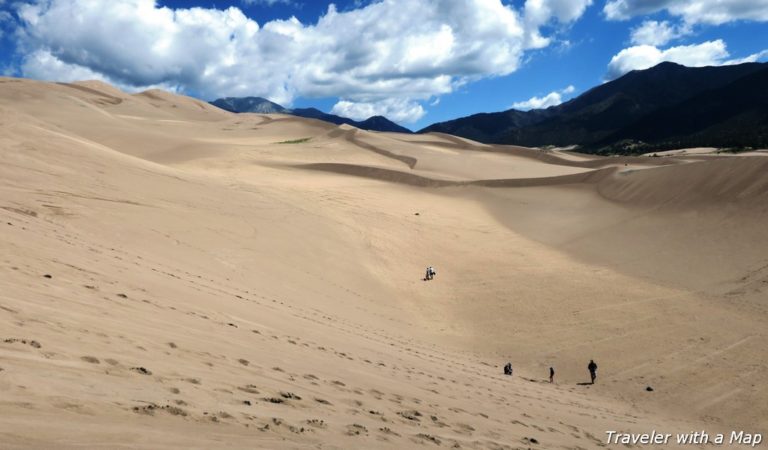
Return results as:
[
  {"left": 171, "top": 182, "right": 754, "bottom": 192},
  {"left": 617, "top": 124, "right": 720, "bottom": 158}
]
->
[{"left": 1, "top": 77, "right": 766, "bottom": 449}]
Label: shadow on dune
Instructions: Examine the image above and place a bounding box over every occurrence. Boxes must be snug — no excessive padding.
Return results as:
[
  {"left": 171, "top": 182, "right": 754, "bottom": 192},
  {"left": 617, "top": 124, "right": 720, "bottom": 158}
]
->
[
  {"left": 327, "top": 127, "right": 418, "bottom": 168},
  {"left": 297, "top": 163, "right": 617, "bottom": 188},
  {"left": 418, "top": 132, "right": 681, "bottom": 169},
  {"left": 298, "top": 153, "right": 768, "bottom": 211}
]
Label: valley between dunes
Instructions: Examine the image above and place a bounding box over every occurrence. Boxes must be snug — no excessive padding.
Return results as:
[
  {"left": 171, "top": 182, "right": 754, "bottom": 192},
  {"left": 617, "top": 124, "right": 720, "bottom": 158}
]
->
[{"left": 1, "top": 78, "right": 766, "bottom": 449}]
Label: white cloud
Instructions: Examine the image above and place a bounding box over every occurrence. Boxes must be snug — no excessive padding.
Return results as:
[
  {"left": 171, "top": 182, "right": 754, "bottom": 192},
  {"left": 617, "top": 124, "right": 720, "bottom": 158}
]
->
[
  {"left": 523, "top": 0, "right": 593, "bottom": 48},
  {"left": 724, "top": 49, "right": 768, "bottom": 65},
  {"left": 606, "top": 40, "right": 730, "bottom": 79},
  {"left": 12, "top": 0, "right": 592, "bottom": 123},
  {"left": 604, "top": 0, "right": 768, "bottom": 25},
  {"left": 331, "top": 98, "right": 426, "bottom": 123},
  {"left": 21, "top": 49, "right": 181, "bottom": 93},
  {"left": 22, "top": 49, "right": 112, "bottom": 84},
  {"left": 0, "top": 4, "right": 12, "bottom": 38},
  {"left": 630, "top": 20, "right": 691, "bottom": 46},
  {"left": 512, "top": 84, "right": 575, "bottom": 110}
]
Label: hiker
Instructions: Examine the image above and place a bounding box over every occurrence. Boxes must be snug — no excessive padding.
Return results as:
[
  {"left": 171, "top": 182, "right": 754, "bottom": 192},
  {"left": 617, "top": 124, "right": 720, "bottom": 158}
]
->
[
  {"left": 425, "top": 266, "right": 436, "bottom": 281},
  {"left": 588, "top": 359, "right": 598, "bottom": 384},
  {"left": 503, "top": 362, "right": 513, "bottom": 376},
  {"left": 549, "top": 367, "right": 554, "bottom": 383}
]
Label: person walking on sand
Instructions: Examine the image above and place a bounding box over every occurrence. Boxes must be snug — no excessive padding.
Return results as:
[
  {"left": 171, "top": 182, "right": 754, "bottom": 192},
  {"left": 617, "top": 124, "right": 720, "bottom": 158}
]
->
[
  {"left": 425, "top": 266, "right": 436, "bottom": 281},
  {"left": 504, "top": 362, "right": 513, "bottom": 376},
  {"left": 588, "top": 359, "right": 598, "bottom": 384},
  {"left": 549, "top": 367, "right": 554, "bottom": 383}
]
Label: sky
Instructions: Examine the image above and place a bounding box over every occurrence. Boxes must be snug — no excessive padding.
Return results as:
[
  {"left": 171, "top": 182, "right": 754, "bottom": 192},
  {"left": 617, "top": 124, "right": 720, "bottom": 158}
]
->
[{"left": 0, "top": 0, "right": 766, "bottom": 130}]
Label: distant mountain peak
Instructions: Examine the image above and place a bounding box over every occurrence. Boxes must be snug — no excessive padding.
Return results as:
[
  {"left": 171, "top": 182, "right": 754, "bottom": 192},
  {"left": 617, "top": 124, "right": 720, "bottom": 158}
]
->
[
  {"left": 650, "top": 61, "right": 684, "bottom": 69},
  {"left": 209, "top": 97, "right": 412, "bottom": 133},
  {"left": 210, "top": 96, "right": 286, "bottom": 114}
]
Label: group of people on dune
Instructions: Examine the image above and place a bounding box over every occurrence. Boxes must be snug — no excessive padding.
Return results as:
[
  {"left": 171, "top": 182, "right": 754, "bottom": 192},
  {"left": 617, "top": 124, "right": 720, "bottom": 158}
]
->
[
  {"left": 422, "top": 267, "right": 599, "bottom": 385},
  {"left": 504, "top": 360, "right": 598, "bottom": 385}
]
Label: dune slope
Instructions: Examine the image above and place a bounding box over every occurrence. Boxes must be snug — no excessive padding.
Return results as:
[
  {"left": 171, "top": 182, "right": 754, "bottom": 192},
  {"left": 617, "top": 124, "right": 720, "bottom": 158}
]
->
[{"left": 1, "top": 78, "right": 766, "bottom": 449}]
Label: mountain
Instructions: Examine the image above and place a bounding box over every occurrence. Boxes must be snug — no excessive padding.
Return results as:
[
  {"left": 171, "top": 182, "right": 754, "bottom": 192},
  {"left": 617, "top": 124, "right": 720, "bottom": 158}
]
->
[
  {"left": 210, "top": 96, "right": 286, "bottom": 114},
  {"left": 597, "top": 65, "right": 768, "bottom": 152},
  {"left": 356, "top": 115, "right": 413, "bottom": 134},
  {"left": 289, "top": 107, "right": 342, "bottom": 121},
  {"left": 419, "top": 62, "right": 768, "bottom": 154},
  {"left": 289, "top": 107, "right": 355, "bottom": 126},
  {"left": 420, "top": 109, "right": 554, "bottom": 143},
  {"left": 209, "top": 98, "right": 412, "bottom": 133}
]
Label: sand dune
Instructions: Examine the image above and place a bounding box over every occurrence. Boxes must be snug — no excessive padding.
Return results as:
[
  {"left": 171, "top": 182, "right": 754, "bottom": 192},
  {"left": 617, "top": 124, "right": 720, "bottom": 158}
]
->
[{"left": 1, "top": 77, "right": 766, "bottom": 449}]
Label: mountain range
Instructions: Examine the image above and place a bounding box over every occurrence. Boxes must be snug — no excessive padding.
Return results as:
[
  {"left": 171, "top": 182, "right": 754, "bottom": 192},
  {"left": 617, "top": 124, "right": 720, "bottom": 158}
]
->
[
  {"left": 210, "top": 97, "right": 412, "bottom": 134},
  {"left": 212, "top": 62, "right": 768, "bottom": 153},
  {"left": 420, "top": 61, "right": 768, "bottom": 154}
]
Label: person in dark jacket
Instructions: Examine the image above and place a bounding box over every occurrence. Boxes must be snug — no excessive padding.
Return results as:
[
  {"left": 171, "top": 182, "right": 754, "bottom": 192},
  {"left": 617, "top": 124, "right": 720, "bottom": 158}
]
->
[
  {"left": 549, "top": 366, "right": 555, "bottom": 383},
  {"left": 588, "top": 359, "right": 598, "bottom": 384}
]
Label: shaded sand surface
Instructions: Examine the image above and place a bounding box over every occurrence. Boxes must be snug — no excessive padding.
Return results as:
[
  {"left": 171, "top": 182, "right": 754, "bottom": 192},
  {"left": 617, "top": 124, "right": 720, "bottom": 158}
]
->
[{"left": 1, "top": 77, "right": 766, "bottom": 449}]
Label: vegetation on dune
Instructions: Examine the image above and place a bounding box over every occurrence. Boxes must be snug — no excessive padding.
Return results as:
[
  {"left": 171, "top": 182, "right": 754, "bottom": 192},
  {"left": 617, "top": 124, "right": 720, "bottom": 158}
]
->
[{"left": 276, "top": 137, "right": 312, "bottom": 144}]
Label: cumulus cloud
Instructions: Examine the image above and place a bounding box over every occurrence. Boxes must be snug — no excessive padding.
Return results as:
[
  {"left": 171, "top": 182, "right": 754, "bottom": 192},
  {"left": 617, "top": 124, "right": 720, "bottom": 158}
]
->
[
  {"left": 0, "top": 2, "right": 12, "bottom": 39},
  {"left": 630, "top": 20, "right": 691, "bottom": 46},
  {"left": 512, "top": 84, "right": 575, "bottom": 110},
  {"left": 604, "top": 0, "right": 768, "bottom": 25},
  {"left": 11, "top": 0, "right": 592, "bottom": 123},
  {"left": 606, "top": 40, "right": 731, "bottom": 79},
  {"left": 523, "top": 0, "right": 593, "bottom": 48},
  {"left": 21, "top": 49, "right": 181, "bottom": 93},
  {"left": 724, "top": 49, "right": 768, "bottom": 65},
  {"left": 332, "top": 98, "right": 425, "bottom": 123}
]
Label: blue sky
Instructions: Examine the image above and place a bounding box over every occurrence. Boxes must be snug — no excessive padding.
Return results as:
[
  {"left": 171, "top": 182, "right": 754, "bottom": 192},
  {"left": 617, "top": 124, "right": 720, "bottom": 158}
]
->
[{"left": 1, "top": 0, "right": 766, "bottom": 130}]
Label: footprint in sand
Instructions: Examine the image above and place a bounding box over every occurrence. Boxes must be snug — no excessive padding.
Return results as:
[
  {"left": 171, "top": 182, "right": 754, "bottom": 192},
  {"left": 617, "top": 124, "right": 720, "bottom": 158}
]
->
[
  {"left": 345, "top": 423, "right": 368, "bottom": 436},
  {"left": 3, "top": 338, "right": 42, "bottom": 349},
  {"left": 430, "top": 415, "right": 449, "bottom": 428},
  {"left": 453, "top": 423, "right": 475, "bottom": 435},
  {"left": 237, "top": 384, "right": 259, "bottom": 394},
  {"left": 379, "top": 427, "right": 401, "bottom": 437},
  {"left": 132, "top": 403, "right": 188, "bottom": 417},
  {"left": 131, "top": 366, "right": 152, "bottom": 375},
  {"left": 369, "top": 389, "right": 384, "bottom": 400},
  {"left": 414, "top": 433, "right": 442, "bottom": 445},
  {"left": 279, "top": 391, "right": 302, "bottom": 400},
  {"left": 397, "top": 410, "right": 422, "bottom": 422},
  {"left": 306, "top": 419, "right": 326, "bottom": 429}
]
